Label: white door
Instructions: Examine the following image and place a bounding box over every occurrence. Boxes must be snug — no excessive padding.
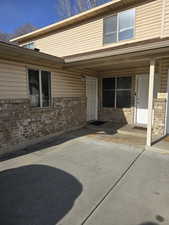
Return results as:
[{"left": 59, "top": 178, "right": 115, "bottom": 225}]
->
[
  {"left": 136, "top": 75, "right": 149, "bottom": 126},
  {"left": 86, "top": 76, "right": 98, "bottom": 121}
]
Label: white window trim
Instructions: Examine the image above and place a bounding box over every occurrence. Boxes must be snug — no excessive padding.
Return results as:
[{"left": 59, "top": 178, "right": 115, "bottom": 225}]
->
[
  {"left": 103, "top": 8, "right": 135, "bottom": 45},
  {"left": 28, "top": 68, "right": 52, "bottom": 108}
]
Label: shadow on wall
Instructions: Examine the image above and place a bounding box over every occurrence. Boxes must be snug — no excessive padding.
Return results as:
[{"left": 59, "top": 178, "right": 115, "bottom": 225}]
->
[
  {"left": 0, "top": 128, "right": 96, "bottom": 161},
  {"left": 0, "top": 165, "right": 82, "bottom": 225}
]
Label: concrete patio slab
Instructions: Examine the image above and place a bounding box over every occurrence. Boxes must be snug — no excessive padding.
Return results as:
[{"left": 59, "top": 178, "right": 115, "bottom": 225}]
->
[
  {"left": 0, "top": 129, "right": 168, "bottom": 225},
  {"left": 0, "top": 132, "right": 143, "bottom": 225},
  {"left": 85, "top": 150, "right": 169, "bottom": 225},
  {"left": 150, "top": 136, "right": 169, "bottom": 152}
]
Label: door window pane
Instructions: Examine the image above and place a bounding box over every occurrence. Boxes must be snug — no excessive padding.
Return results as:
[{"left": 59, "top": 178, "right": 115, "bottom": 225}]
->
[
  {"left": 41, "top": 71, "right": 51, "bottom": 107},
  {"left": 28, "top": 69, "right": 40, "bottom": 107}
]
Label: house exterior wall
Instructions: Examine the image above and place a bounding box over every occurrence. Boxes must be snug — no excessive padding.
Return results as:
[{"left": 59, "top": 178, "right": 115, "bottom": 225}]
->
[
  {"left": 98, "top": 62, "right": 168, "bottom": 138},
  {"left": 98, "top": 67, "right": 149, "bottom": 124},
  {"left": 0, "top": 57, "right": 168, "bottom": 155},
  {"left": 161, "top": 0, "right": 169, "bottom": 38},
  {"left": 0, "top": 60, "right": 28, "bottom": 99},
  {"left": 0, "top": 60, "right": 86, "bottom": 100},
  {"left": 152, "top": 58, "right": 169, "bottom": 136},
  {"left": 158, "top": 58, "right": 169, "bottom": 94},
  {"left": 0, "top": 97, "right": 86, "bottom": 156},
  {"left": 19, "top": 0, "right": 163, "bottom": 57},
  {"left": 153, "top": 98, "right": 167, "bottom": 136},
  {"left": 0, "top": 60, "right": 87, "bottom": 155}
]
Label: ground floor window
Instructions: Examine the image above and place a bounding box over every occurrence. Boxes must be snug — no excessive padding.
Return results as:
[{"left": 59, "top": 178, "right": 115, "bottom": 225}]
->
[
  {"left": 28, "top": 69, "right": 51, "bottom": 107},
  {"left": 102, "top": 76, "right": 132, "bottom": 108}
]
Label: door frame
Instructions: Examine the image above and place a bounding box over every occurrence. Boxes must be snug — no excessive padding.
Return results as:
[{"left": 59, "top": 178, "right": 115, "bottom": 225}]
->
[
  {"left": 134, "top": 74, "right": 149, "bottom": 127},
  {"left": 86, "top": 76, "right": 98, "bottom": 121}
]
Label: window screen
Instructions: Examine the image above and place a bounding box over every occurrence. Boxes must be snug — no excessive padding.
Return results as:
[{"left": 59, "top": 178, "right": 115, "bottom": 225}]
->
[
  {"left": 28, "top": 69, "right": 40, "bottom": 107},
  {"left": 41, "top": 71, "right": 51, "bottom": 107},
  {"left": 103, "top": 15, "right": 117, "bottom": 44}
]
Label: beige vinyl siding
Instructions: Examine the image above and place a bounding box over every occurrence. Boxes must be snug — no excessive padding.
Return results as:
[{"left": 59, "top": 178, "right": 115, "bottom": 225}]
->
[
  {"left": 52, "top": 70, "right": 86, "bottom": 97},
  {"left": 162, "top": 0, "right": 169, "bottom": 37},
  {"left": 135, "top": 0, "right": 162, "bottom": 39},
  {"left": 34, "top": 18, "right": 102, "bottom": 57},
  {"left": 0, "top": 61, "right": 28, "bottom": 99},
  {"left": 0, "top": 60, "right": 86, "bottom": 100},
  {"left": 24, "top": 0, "right": 163, "bottom": 57}
]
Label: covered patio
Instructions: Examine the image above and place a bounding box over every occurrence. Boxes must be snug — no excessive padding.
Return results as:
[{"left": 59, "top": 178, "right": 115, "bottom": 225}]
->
[{"left": 64, "top": 38, "right": 169, "bottom": 148}]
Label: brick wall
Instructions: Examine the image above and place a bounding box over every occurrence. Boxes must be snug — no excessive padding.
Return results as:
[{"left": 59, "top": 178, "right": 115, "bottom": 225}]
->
[
  {"left": 0, "top": 97, "right": 86, "bottom": 155},
  {"left": 98, "top": 107, "right": 134, "bottom": 124},
  {"left": 153, "top": 98, "right": 167, "bottom": 136}
]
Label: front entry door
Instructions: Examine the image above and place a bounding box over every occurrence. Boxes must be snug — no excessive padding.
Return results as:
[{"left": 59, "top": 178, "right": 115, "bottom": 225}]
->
[
  {"left": 136, "top": 75, "right": 149, "bottom": 126},
  {"left": 86, "top": 76, "right": 98, "bottom": 121}
]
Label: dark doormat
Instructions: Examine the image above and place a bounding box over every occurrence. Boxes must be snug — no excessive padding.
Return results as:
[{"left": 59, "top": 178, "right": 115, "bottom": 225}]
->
[{"left": 89, "top": 121, "right": 106, "bottom": 126}]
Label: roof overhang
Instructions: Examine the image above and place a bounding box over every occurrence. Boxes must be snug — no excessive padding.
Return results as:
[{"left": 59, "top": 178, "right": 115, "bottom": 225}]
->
[
  {"left": 63, "top": 38, "right": 169, "bottom": 71},
  {"left": 10, "top": 0, "right": 152, "bottom": 43},
  {"left": 0, "top": 41, "right": 64, "bottom": 69}
]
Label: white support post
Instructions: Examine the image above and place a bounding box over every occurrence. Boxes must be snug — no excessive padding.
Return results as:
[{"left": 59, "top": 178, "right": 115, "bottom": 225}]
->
[{"left": 147, "top": 59, "right": 156, "bottom": 146}]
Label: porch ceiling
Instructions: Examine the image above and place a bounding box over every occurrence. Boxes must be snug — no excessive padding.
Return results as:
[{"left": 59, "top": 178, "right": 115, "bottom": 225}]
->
[
  {"left": 63, "top": 38, "right": 169, "bottom": 73},
  {"left": 78, "top": 58, "right": 150, "bottom": 72}
]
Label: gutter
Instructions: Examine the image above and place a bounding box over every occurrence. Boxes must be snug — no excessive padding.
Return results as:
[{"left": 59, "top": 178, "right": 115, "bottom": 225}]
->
[{"left": 64, "top": 38, "right": 169, "bottom": 63}]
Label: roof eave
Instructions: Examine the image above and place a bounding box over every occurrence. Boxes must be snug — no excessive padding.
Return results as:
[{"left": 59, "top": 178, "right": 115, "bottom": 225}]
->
[
  {"left": 0, "top": 41, "right": 64, "bottom": 68},
  {"left": 63, "top": 38, "right": 169, "bottom": 67},
  {"left": 10, "top": 0, "right": 143, "bottom": 43}
]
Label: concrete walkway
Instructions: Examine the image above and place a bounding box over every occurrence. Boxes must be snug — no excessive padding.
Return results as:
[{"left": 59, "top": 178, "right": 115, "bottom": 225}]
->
[{"left": 0, "top": 130, "right": 169, "bottom": 225}]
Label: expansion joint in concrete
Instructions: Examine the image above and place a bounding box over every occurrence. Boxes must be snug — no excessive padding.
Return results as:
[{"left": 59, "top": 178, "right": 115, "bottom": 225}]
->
[{"left": 80, "top": 148, "right": 145, "bottom": 225}]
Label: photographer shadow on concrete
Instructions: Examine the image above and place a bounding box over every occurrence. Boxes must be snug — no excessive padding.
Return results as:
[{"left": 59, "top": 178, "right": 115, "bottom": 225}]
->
[{"left": 0, "top": 165, "right": 82, "bottom": 225}]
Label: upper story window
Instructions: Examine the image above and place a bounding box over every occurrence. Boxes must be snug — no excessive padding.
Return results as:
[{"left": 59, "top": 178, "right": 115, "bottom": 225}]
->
[
  {"left": 28, "top": 69, "right": 51, "bottom": 108},
  {"left": 103, "top": 9, "right": 135, "bottom": 45},
  {"left": 23, "top": 42, "right": 34, "bottom": 49}
]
